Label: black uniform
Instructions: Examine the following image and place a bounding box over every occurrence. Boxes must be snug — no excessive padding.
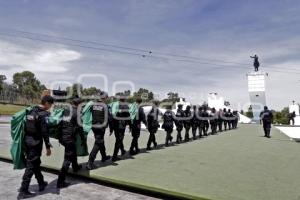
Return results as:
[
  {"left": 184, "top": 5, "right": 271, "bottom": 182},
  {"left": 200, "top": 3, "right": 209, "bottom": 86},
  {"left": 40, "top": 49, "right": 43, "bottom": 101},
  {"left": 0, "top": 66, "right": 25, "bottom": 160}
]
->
[
  {"left": 147, "top": 106, "right": 160, "bottom": 149},
  {"left": 20, "top": 106, "right": 51, "bottom": 193},
  {"left": 130, "top": 106, "right": 147, "bottom": 155},
  {"left": 57, "top": 106, "right": 83, "bottom": 186},
  {"left": 112, "top": 102, "right": 131, "bottom": 160},
  {"left": 209, "top": 109, "right": 218, "bottom": 135},
  {"left": 226, "top": 110, "right": 233, "bottom": 130},
  {"left": 88, "top": 102, "right": 111, "bottom": 167},
  {"left": 217, "top": 110, "right": 223, "bottom": 132},
  {"left": 232, "top": 111, "right": 239, "bottom": 129},
  {"left": 199, "top": 108, "right": 209, "bottom": 137},
  {"left": 175, "top": 108, "right": 185, "bottom": 143},
  {"left": 162, "top": 110, "right": 175, "bottom": 146},
  {"left": 191, "top": 107, "right": 199, "bottom": 139},
  {"left": 223, "top": 109, "right": 228, "bottom": 131},
  {"left": 184, "top": 108, "right": 192, "bottom": 141},
  {"left": 288, "top": 112, "right": 296, "bottom": 125},
  {"left": 260, "top": 109, "right": 273, "bottom": 138},
  {"left": 227, "top": 109, "right": 234, "bottom": 130}
]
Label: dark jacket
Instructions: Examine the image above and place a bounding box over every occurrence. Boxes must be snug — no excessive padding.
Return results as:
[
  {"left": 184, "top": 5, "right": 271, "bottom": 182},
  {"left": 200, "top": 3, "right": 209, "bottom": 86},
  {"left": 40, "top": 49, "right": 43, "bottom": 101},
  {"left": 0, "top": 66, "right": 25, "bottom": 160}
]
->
[
  {"left": 132, "top": 106, "right": 147, "bottom": 129},
  {"left": 260, "top": 110, "right": 273, "bottom": 124},
  {"left": 162, "top": 110, "right": 175, "bottom": 130},
  {"left": 59, "top": 106, "right": 84, "bottom": 145},
  {"left": 147, "top": 106, "right": 160, "bottom": 131},
  {"left": 25, "top": 106, "right": 51, "bottom": 149}
]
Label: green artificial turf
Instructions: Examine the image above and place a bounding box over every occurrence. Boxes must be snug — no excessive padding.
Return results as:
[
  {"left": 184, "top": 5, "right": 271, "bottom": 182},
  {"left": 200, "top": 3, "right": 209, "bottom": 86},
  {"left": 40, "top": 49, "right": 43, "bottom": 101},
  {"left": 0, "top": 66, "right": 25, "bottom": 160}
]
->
[{"left": 1, "top": 124, "right": 300, "bottom": 200}]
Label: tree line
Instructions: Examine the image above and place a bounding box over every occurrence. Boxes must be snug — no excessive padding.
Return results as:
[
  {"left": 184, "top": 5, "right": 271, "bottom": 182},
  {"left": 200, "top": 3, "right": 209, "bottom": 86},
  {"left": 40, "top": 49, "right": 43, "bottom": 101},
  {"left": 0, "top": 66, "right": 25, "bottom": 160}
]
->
[
  {"left": 0, "top": 71, "right": 293, "bottom": 124},
  {"left": 0, "top": 71, "right": 175, "bottom": 106}
]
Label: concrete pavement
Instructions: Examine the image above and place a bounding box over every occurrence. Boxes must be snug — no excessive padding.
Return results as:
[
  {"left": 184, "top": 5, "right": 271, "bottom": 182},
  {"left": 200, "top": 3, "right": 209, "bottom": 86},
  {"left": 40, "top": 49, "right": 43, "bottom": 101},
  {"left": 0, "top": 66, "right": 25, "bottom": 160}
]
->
[{"left": 0, "top": 161, "right": 158, "bottom": 200}]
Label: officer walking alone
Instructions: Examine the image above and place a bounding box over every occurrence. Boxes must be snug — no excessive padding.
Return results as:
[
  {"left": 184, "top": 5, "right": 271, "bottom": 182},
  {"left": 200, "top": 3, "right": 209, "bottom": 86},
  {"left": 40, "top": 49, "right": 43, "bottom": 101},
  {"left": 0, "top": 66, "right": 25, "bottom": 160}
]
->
[
  {"left": 18, "top": 95, "right": 54, "bottom": 199},
  {"left": 260, "top": 106, "right": 273, "bottom": 138}
]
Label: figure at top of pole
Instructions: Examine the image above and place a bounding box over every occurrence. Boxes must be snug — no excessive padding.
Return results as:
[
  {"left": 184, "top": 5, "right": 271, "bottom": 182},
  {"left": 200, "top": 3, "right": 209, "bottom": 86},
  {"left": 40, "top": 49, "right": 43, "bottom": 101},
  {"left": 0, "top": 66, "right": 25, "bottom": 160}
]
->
[{"left": 250, "top": 54, "right": 260, "bottom": 72}]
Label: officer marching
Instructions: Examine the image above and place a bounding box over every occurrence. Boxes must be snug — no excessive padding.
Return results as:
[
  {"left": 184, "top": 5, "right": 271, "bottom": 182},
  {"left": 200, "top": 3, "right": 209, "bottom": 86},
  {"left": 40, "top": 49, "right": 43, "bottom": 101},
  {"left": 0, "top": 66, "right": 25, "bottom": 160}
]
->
[
  {"left": 18, "top": 95, "right": 54, "bottom": 199},
  {"left": 86, "top": 91, "right": 112, "bottom": 170},
  {"left": 129, "top": 97, "right": 147, "bottom": 155},
  {"left": 57, "top": 97, "right": 84, "bottom": 188}
]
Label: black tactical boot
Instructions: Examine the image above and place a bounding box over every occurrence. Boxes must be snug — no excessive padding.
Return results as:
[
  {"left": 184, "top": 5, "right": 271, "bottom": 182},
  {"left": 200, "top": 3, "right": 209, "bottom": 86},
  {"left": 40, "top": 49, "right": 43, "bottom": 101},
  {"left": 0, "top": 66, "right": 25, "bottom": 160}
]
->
[
  {"left": 39, "top": 181, "right": 48, "bottom": 192},
  {"left": 17, "top": 190, "right": 36, "bottom": 199}
]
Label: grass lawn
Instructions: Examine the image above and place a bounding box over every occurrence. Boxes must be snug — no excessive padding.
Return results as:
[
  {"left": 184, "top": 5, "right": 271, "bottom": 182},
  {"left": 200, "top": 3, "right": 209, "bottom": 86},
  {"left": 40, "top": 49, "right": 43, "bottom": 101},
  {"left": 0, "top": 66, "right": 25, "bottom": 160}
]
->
[{"left": 0, "top": 103, "right": 25, "bottom": 115}]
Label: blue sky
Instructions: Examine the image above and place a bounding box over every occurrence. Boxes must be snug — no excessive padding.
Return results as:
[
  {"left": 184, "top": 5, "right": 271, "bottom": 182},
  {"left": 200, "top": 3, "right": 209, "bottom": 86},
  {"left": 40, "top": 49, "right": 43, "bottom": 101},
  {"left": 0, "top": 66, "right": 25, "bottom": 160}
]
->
[{"left": 0, "top": 0, "right": 300, "bottom": 109}]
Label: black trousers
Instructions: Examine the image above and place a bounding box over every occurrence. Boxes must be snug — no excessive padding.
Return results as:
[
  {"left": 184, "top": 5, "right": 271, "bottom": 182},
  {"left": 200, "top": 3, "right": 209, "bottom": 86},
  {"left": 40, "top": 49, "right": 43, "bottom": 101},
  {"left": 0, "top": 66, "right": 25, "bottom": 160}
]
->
[
  {"left": 113, "top": 128, "right": 126, "bottom": 157},
  {"left": 191, "top": 124, "right": 197, "bottom": 139},
  {"left": 263, "top": 122, "right": 271, "bottom": 137},
  {"left": 211, "top": 123, "right": 217, "bottom": 134},
  {"left": 147, "top": 129, "right": 157, "bottom": 148},
  {"left": 224, "top": 121, "right": 228, "bottom": 130},
  {"left": 228, "top": 121, "right": 232, "bottom": 130},
  {"left": 199, "top": 124, "right": 206, "bottom": 137},
  {"left": 130, "top": 126, "right": 141, "bottom": 153},
  {"left": 184, "top": 124, "right": 190, "bottom": 141},
  {"left": 289, "top": 118, "right": 295, "bottom": 125},
  {"left": 58, "top": 142, "right": 79, "bottom": 184},
  {"left": 89, "top": 128, "right": 107, "bottom": 163},
  {"left": 176, "top": 125, "right": 183, "bottom": 142},
  {"left": 165, "top": 128, "right": 173, "bottom": 145},
  {"left": 20, "top": 138, "right": 44, "bottom": 192},
  {"left": 218, "top": 121, "right": 223, "bottom": 132}
]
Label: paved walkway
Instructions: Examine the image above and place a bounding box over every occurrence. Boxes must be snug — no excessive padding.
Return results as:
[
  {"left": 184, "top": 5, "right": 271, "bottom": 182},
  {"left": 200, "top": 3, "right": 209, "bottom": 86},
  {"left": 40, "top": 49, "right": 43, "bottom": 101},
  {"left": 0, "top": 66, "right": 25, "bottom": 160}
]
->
[{"left": 0, "top": 161, "right": 158, "bottom": 200}]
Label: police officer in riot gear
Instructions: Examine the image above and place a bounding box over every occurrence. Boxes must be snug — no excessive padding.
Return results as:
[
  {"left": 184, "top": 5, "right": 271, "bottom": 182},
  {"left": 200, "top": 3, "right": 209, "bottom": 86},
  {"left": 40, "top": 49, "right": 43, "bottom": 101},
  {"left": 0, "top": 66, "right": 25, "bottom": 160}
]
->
[
  {"left": 227, "top": 109, "right": 233, "bottom": 130},
  {"left": 191, "top": 105, "right": 199, "bottom": 140},
  {"left": 232, "top": 111, "right": 239, "bottom": 129},
  {"left": 288, "top": 111, "right": 296, "bottom": 126},
  {"left": 217, "top": 109, "right": 223, "bottom": 132},
  {"left": 175, "top": 104, "right": 184, "bottom": 143},
  {"left": 162, "top": 105, "right": 175, "bottom": 146},
  {"left": 199, "top": 106, "right": 209, "bottom": 137},
  {"left": 260, "top": 106, "right": 273, "bottom": 138},
  {"left": 209, "top": 108, "right": 218, "bottom": 135},
  {"left": 147, "top": 100, "right": 161, "bottom": 150},
  {"left": 129, "top": 98, "right": 147, "bottom": 155},
  {"left": 87, "top": 92, "right": 112, "bottom": 169},
  {"left": 184, "top": 105, "right": 192, "bottom": 141},
  {"left": 111, "top": 95, "right": 131, "bottom": 162},
  {"left": 204, "top": 107, "right": 210, "bottom": 134},
  {"left": 57, "top": 97, "right": 84, "bottom": 188},
  {"left": 18, "top": 95, "right": 54, "bottom": 199},
  {"left": 223, "top": 108, "right": 228, "bottom": 131}
]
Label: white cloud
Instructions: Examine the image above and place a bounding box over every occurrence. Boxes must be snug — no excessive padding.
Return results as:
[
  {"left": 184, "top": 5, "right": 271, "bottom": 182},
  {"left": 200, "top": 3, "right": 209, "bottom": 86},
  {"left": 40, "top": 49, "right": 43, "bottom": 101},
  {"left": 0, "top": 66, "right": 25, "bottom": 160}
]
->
[{"left": 0, "top": 40, "right": 81, "bottom": 77}]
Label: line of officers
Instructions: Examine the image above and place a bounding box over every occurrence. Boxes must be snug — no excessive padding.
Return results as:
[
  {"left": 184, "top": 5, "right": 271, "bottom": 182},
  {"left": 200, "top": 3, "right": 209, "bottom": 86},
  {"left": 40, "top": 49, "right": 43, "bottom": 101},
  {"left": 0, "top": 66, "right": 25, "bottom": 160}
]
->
[{"left": 18, "top": 93, "right": 239, "bottom": 199}]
